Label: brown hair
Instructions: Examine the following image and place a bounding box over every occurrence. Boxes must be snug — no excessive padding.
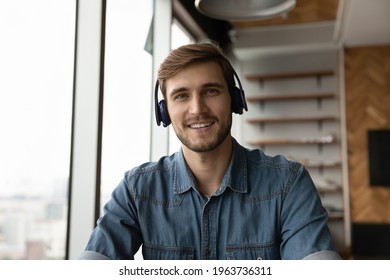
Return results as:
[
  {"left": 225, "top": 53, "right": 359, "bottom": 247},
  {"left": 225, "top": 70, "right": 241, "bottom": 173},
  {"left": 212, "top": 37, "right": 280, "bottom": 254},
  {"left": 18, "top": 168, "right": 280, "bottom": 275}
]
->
[{"left": 157, "top": 42, "right": 236, "bottom": 98}]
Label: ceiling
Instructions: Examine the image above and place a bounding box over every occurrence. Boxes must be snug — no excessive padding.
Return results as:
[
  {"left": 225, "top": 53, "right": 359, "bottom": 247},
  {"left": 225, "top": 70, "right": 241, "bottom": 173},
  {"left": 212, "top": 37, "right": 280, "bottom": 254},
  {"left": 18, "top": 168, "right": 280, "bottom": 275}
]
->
[
  {"left": 341, "top": 0, "right": 390, "bottom": 47},
  {"left": 180, "top": 0, "right": 390, "bottom": 60},
  {"left": 231, "top": 0, "right": 390, "bottom": 59}
]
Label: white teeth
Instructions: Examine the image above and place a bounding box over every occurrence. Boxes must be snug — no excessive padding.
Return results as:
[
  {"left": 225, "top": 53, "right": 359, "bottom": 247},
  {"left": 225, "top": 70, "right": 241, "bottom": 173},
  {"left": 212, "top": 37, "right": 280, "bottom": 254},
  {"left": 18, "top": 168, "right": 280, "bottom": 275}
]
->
[{"left": 190, "top": 122, "right": 212, "bottom": 129}]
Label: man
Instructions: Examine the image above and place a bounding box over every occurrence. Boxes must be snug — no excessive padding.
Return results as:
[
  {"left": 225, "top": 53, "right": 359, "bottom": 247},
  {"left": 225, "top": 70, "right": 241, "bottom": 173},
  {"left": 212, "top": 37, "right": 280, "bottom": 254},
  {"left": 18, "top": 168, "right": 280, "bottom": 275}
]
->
[{"left": 78, "top": 42, "right": 341, "bottom": 260}]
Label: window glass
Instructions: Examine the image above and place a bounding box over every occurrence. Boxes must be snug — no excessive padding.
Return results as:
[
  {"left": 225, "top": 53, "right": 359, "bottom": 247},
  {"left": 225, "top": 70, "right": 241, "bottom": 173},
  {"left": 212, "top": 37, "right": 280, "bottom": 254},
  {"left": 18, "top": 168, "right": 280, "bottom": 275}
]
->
[
  {"left": 100, "top": 0, "right": 153, "bottom": 207},
  {"left": 0, "top": 0, "right": 76, "bottom": 259}
]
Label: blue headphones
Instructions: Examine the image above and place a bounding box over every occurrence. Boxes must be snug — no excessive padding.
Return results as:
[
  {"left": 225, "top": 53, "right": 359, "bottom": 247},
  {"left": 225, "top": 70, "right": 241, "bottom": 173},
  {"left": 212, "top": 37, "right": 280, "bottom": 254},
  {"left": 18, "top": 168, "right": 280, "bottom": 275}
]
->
[{"left": 154, "top": 69, "right": 247, "bottom": 127}]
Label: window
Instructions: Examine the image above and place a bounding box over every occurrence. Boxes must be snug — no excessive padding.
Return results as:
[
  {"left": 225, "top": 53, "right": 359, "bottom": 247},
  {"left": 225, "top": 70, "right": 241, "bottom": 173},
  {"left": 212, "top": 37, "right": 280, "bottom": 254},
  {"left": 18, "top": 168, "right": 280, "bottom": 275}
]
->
[
  {"left": 0, "top": 0, "right": 76, "bottom": 259},
  {"left": 100, "top": 0, "right": 153, "bottom": 207}
]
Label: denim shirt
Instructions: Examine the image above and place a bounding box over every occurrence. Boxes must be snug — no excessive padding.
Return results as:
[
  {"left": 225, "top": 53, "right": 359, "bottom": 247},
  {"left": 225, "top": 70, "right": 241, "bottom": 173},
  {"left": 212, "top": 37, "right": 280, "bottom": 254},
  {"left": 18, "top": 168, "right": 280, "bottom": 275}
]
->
[{"left": 81, "top": 138, "right": 338, "bottom": 260}]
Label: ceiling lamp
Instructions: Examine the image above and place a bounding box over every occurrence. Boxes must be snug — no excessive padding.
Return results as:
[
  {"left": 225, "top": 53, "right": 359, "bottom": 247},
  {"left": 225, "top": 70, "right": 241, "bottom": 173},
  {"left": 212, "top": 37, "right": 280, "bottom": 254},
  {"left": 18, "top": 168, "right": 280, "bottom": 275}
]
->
[{"left": 195, "top": 0, "right": 296, "bottom": 21}]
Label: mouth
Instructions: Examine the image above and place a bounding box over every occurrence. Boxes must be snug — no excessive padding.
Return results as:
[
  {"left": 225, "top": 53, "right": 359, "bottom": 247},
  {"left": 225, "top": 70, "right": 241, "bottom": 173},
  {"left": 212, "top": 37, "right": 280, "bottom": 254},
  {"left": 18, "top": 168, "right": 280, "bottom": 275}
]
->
[{"left": 188, "top": 122, "right": 214, "bottom": 129}]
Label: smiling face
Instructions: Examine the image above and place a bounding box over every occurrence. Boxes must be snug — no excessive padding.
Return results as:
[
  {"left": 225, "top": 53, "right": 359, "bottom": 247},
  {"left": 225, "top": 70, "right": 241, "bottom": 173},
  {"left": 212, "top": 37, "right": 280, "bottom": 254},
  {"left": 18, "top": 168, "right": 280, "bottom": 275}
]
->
[{"left": 165, "top": 61, "right": 232, "bottom": 153}]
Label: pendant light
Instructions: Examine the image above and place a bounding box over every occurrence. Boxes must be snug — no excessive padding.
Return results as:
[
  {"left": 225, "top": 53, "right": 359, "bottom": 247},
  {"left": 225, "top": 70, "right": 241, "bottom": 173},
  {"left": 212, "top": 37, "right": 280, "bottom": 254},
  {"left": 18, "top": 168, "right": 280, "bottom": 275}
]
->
[{"left": 195, "top": 0, "right": 296, "bottom": 21}]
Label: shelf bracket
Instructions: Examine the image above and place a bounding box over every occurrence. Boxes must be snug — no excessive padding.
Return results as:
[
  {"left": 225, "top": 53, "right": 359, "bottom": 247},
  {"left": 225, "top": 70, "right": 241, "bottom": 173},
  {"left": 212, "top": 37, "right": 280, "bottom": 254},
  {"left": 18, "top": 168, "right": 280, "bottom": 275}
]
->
[
  {"left": 260, "top": 100, "right": 265, "bottom": 111},
  {"left": 316, "top": 75, "right": 322, "bottom": 87},
  {"left": 260, "top": 122, "right": 265, "bottom": 132},
  {"left": 319, "top": 165, "right": 324, "bottom": 176},
  {"left": 318, "top": 143, "right": 323, "bottom": 154},
  {"left": 317, "top": 120, "right": 323, "bottom": 131},
  {"left": 317, "top": 97, "right": 322, "bottom": 109},
  {"left": 258, "top": 80, "right": 264, "bottom": 90}
]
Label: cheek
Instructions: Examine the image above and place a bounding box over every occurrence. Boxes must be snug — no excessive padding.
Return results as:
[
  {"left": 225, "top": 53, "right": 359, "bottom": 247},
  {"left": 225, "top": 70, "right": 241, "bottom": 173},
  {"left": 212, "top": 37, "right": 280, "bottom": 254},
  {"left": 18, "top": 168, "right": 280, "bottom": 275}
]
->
[
  {"left": 167, "top": 104, "right": 183, "bottom": 123},
  {"left": 214, "top": 98, "right": 232, "bottom": 116}
]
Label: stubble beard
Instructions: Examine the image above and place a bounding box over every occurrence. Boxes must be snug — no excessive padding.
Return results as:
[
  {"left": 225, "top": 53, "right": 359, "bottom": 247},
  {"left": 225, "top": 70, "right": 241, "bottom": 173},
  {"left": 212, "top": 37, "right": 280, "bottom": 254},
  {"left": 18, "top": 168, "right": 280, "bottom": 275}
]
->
[{"left": 173, "top": 115, "right": 232, "bottom": 153}]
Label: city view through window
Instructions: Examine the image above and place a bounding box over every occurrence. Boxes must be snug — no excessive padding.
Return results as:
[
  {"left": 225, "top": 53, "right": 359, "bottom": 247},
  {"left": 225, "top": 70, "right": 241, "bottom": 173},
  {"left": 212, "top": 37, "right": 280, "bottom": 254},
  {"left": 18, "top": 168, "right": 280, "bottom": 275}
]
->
[{"left": 0, "top": 0, "right": 76, "bottom": 259}]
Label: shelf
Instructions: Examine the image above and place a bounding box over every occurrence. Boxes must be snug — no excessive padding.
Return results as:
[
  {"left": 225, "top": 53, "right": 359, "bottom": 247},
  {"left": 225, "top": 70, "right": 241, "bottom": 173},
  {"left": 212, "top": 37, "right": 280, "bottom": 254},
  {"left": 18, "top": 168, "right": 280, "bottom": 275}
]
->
[
  {"left": 325, "top": 206, "right": 344, "bottom": 221},
  {"left": 317, "top": 187, "right": 343, "bottom": 193},
  {"left": 246, "top": 93, "right": 336, "bottom": 102},
  {"left": 247, "top": 115, "right": 338, "bottom": 124},
  {"left": 246, "top": 70, "right": 335, "bottom": 81},
  {"left": 314, "top": 178, "right": 342, "bottom": 193},
  {"left": 247, "top": 137, "right": 337, "bottom": 146},
  {"left": 328, "top": 214, "right": 344, "bottom": 221},
  {"left": 302, "top": 162, "right": 341, "bottom": 168},
  {"left": 300, "top": 161, "right": 342, "bottom": 168}
]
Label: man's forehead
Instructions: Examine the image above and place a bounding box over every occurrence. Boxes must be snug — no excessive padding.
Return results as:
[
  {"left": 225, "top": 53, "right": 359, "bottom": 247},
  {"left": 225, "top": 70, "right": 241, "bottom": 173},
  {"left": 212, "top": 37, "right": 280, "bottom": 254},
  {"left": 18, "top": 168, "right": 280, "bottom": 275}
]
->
[{"left": 166, "top": 62, "right": 225, "bottom": 87}]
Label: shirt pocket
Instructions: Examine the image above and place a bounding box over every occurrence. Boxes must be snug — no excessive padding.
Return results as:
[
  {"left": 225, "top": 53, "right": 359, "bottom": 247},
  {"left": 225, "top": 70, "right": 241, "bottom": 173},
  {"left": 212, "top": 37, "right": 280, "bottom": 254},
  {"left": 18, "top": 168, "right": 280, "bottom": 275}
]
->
[
  {"left": 142, "top": 243, "right": 195, "bottom": 260},
  {"left": 225, "top": 242, "right": 281, "bottom": 260}
]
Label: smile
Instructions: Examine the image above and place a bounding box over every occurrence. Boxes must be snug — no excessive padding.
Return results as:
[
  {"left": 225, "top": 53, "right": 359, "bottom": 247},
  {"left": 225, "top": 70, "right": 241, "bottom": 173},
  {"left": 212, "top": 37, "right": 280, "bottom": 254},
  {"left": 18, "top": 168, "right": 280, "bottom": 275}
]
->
[{"left": 189, "top": 122, "right": 213, "bottom": 129}]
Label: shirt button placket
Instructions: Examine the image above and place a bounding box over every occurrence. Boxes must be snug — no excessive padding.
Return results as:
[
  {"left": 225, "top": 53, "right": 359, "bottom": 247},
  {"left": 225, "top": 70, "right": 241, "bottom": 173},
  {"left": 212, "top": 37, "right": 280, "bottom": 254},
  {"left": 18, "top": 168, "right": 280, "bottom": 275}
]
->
[
  {"left": 201, "top": 203, "right": 209, "bottom": 259},
  {"left": 201, "top": 199, "right": 216, "bottom": 259}
]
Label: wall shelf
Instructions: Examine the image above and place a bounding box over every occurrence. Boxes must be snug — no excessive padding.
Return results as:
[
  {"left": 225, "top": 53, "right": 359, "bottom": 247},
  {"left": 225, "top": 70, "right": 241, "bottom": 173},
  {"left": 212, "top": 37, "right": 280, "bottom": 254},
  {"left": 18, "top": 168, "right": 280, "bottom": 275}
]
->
[
  {"left": 328, "top": 214, "right": 344, "bottom": 221},
  {"left": 304, "top": 162, "right": 341, "bottom": 168},
  {"left": 246, "top": 93, "right": 336, "bottom": 102},
  {"left": 247, "top": 116, "right": 338, "bottom": 124},
  {"left": 318, "top": 186, "right": 343, "bottom": 193},
  {"left": 247, "top": 137, "right": 337, "bottom": 146},
  {"left": 246, "top": 70, "right": 335, "bottom": 81},
  {"left": 315, "top": 179, "right": 343, "bottom": 193}
]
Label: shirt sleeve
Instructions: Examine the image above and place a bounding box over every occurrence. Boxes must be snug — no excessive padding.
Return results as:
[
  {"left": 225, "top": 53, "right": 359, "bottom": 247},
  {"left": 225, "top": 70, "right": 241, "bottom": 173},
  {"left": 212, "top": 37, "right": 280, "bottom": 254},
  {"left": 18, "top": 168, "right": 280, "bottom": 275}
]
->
[
  {"left": 303, "top": 250, "right": 342, "bottom": 260},
  {"left": 81, "top": 172, "right": 143, "bottom": 260},
  {"left": 77, "top": 251, "right": 111, "bottom": 260},
  {"left": 279, "top": 163, "right": 341, "bottom": 259}
]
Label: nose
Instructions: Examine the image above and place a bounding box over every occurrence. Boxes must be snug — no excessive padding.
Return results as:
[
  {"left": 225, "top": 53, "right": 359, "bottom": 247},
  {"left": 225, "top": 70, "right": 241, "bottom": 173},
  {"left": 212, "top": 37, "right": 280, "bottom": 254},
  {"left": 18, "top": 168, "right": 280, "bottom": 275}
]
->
[{"left": 189, "top": 94, "right": 208, "bottom": 115}]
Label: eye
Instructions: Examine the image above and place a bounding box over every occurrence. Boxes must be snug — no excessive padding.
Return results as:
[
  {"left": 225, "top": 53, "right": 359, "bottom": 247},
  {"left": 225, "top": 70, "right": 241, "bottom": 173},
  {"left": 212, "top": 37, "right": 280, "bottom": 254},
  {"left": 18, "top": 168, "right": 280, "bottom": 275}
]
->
[
  {"left": 205, "top": 88, "right": 219, "bottom": 95},
  {"left": 173, "top": 93, "right": 188, "bottom": 101}
]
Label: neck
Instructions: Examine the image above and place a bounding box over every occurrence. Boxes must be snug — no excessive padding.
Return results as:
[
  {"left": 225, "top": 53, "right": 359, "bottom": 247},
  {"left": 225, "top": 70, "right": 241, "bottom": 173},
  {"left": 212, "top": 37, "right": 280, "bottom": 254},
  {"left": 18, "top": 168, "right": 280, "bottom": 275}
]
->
[{"left": 182, "top": 136, "right": 233, "bottom": 197}]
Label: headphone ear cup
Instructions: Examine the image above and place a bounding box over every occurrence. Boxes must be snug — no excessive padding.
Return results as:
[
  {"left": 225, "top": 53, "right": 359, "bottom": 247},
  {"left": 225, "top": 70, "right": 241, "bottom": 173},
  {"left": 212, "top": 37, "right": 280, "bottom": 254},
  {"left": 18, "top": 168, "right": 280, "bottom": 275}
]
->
[
  {"left": 232, "top": 87, "right": 245, "bottom": 114},
  {"left": 158, "top": 100, "right": 171, "bottom": 127}
]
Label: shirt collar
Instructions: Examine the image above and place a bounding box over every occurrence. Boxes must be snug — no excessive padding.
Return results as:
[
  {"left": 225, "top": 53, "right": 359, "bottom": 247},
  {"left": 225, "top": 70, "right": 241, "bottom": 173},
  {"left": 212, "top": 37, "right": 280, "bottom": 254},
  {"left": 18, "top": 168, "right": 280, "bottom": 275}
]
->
[
  {"left": 173, "top": 149, "right": 196, "bottom": 195},
  {"left": 173, "top": 137, "right": 248, "bottom": 195}
]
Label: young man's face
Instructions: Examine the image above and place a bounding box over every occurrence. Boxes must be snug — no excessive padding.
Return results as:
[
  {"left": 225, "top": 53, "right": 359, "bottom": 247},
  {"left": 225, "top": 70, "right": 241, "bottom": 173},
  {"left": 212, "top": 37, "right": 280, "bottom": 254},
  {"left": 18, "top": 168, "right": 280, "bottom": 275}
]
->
[{"left": 165, "top": 61, "right": 232, "bottom": 153}]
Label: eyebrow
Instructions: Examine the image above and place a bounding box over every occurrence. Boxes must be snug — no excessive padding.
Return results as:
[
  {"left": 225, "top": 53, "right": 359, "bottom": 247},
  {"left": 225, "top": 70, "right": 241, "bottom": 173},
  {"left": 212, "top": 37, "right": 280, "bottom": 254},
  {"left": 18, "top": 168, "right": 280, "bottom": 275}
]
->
[
  {"left": 168, "top": 82, "right": 226, "bottom": 97},
  {"left": 202, "top": 82, "right": 225, "bottom": 89},
  {"left": 168, "top": 87, "right": 188, "bottom": 99}
]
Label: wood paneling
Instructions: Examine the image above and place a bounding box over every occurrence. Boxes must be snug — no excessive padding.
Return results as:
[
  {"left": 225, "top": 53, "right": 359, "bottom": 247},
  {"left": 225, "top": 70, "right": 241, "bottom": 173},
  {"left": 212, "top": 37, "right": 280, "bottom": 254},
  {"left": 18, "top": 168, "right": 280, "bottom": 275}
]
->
[
  {"left": 231, "top": 0, "right": 339, "bottom": 28},
  {"left": 344, "top": 46, "right": 390, "bottom": 222}
]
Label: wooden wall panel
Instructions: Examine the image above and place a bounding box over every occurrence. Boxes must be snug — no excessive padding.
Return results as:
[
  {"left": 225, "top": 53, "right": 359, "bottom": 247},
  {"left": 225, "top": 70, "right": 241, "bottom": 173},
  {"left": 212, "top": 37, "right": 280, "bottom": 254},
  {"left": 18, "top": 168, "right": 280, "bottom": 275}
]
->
[{"left": 344, "top": 45, "right": 390, "bottom": 222}]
